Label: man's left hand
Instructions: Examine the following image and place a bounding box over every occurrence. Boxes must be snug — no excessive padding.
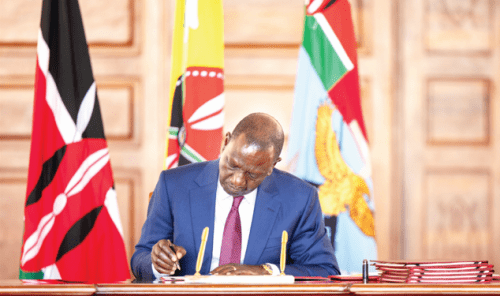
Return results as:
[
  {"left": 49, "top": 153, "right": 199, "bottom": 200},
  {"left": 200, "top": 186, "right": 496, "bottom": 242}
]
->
[{"left": 210, "top": 263, "right": 269, "bottom": 275}]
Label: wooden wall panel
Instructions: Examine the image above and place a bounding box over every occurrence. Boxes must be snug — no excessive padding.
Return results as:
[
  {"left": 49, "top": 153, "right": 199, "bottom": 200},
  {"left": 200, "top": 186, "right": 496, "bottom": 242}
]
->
[
  {"left": 0, "top": 0, "right": 43, "bottom": 44},
  {"left": 0, "top": 0, "right": 140, "bottom": 55},
  {"left": 79, "top": 0, "right": 134, "bottom": 45},
  {"left": 97, "top": 78, "right": 140, "bottom": 143},
  {"left": 225, "top": 47, "right": 299, "bottom": 84},
  {"left": 0, "top": 84, "right": 33, "bottom": 139},
  {"left": 351, "top": 0, "right": 373, "bottom": 55},
  {"left": 425, "top": 0, "right": 492, "bottom": 54},
  {"left": 99, "top": 87, "right": 134, "bottom": 140},
  {"left": 224, "top": 0, "right": 303, "bottom": 45},
  {"left": 0, "top": 175, "right": 26, "bottom": 279},
  {"left": 401, "top": 0, "right": 499, "bottom": 270},
  {"left": 224, "top": 88, "right": 294, "bottom": 132},
  {"left": 424, "top": 170, "right": 491, "bottom": 259},
  {"left": 0, "top": 79, "right": 140, "bottom": 142},
  {"left": 360, "top": 78, "right": 373, "bottom": 143},
  {"left": 427, "top": 79, "right": 490, "bottom": 145},
  {"left": 113, "top": 170, "right": 141, "bottom": 263}
]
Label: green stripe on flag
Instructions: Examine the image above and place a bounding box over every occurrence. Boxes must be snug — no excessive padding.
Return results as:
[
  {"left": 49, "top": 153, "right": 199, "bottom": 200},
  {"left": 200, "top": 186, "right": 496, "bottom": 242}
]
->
[
  {"left": 181, "top": 144, "right": 206, "bottom": 163},
  {"left": 169, "top": 127, "right": 179, "bottom": 140},
  {"left": 302, "top": 15, "right": 348, "bottom": 90},
  {"left": 19, "top": 268, "right": 44, "bottom": 279},
  {"left": 169, "top": 127, "right": 179, "bottom": 136}
]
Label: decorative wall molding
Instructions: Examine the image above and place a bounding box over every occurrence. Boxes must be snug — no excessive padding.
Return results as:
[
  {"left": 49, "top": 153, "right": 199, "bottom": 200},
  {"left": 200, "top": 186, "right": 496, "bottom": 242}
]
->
[
  {"left": 95, "top": 77, "right": 141, "bottom": 144},
  {"left": 0, "top": 76, "right": 141, "bottom": 143},
  {"left": 425, "top": 0, "right": 493, "bottom": 55},
  {"left": 113, "top": 168, "right": 141, "bottom": 261},
  {"left": 423, "top": 169, "right": 492, "bottom": 260},
  {"left": 0, "top": 0, "right": 141, "bottom": 56},
  {"left": 0, "top": 171, "right": 28, "bottom": 279},
  {"left": 0, "top": 81, "right": 34, "bottom": 140},
  {"left": 351, "top": 0, "right": 372, "bottom": 55},
  {"left": 426, "top": 78, "right": 490, "bottom": 146}
]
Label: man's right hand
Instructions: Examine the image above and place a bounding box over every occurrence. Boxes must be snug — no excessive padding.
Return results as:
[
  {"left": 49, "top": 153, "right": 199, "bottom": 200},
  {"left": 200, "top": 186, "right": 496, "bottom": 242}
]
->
[{"left": 151, "top": 239, "right": 186, "bottom": 275}]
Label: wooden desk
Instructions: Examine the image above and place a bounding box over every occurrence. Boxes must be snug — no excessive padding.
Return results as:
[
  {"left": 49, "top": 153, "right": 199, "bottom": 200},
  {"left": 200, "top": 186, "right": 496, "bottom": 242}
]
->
[
  {"left": 0, "top": 280, "right": 95, "bottom": 295},
  {"left": 349, "top": 283, "right": 500, "bottom": 295},
  {"left": 2, "top": 280, "right": 500, "bottom": 295},
  {"left": 95, "top": 282, "right": 349, "bottom": 295}
]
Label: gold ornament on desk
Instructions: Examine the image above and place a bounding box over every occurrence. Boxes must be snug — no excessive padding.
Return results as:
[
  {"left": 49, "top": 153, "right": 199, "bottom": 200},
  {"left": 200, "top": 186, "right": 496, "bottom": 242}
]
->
[
  {"left": 280, "top": 230, "right": 288, "bottom": 276},
  {"left": 194, "top": 227, "right": 209, "bottom": 276}
]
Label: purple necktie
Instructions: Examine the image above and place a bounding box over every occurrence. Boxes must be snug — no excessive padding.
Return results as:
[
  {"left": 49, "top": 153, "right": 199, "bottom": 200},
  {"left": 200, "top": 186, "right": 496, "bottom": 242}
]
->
[{"left": 219, "top": 196, "right": 244, "bottom": 265}]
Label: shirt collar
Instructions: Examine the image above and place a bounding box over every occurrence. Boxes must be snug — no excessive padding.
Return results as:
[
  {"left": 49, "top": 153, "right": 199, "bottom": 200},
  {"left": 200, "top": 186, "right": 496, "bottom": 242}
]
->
[{"left": 216, "top": 178, "right": 257, "bottom": 204}]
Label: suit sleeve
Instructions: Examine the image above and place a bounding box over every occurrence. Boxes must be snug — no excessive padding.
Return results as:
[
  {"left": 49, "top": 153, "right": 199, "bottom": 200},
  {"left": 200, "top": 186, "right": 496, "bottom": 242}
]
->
[
  {"left": 130, "top": 171, "right": 174, "bottom": 281},
  {"left": 285, "top": 187, "right": 340, "bottom": 276}
]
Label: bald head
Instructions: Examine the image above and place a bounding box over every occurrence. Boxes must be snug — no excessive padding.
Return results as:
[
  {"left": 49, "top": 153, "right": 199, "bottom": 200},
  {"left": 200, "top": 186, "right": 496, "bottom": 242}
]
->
[{"left": 230, "top": 113, "right": 284, "bottom": 161}]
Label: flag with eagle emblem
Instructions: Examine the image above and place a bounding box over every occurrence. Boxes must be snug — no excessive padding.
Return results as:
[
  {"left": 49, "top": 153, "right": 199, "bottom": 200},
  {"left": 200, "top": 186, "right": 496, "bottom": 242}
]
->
[
  {"left": 164, "top": 0, "right": 225, "bottom": 169},
  {"left": 287, "top": 0, "right": 377, "bottom": 274},
  {"left": 20, "top": 0, "right": 129, "bottom": 282}
]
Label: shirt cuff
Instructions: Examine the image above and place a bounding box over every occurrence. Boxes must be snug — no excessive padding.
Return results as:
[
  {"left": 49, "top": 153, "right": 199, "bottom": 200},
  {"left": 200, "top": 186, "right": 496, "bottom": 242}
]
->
[
  {"left": 266, "top": 263, "right": 280, "bottom": 276},
  {"left": 152, "top": 263, "right": 169, "bottom": 279}
]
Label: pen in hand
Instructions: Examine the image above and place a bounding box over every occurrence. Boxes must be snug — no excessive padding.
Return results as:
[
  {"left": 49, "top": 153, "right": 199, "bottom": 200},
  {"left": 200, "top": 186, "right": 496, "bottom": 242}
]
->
[{"left": 170, "top": 245, "right": 181, "bottom": 271}]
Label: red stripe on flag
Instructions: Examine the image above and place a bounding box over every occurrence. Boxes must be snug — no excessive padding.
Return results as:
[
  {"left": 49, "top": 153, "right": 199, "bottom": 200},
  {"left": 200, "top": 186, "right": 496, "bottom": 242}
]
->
[
  {"left": 22, "top": 139, "right": 112, "bottom": 272},
  {"left": 166, "top": 139, "right": 180, "bottom": 169},
  {"left": 55, "top": 206, "right": 129, "bottom": 283},
  {"left": 328, "top": 67, "right": 368, "bottom": 141},
  {"left": 322, "top": 0, "right": 358, "bottom": 67},
  {"left": 26, "top": 59, "right": 66, "bottom": 198}
]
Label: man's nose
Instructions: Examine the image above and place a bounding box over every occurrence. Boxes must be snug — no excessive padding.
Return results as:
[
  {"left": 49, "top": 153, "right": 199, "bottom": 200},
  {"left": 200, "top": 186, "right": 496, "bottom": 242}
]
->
[{"left": 231, "top": 171, "right": 246, "bottom": 187}]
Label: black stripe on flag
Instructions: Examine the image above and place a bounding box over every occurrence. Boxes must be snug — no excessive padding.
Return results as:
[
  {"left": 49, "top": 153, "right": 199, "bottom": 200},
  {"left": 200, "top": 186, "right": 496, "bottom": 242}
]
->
[
  {"left": 323, "top": 0, "right": 339, "bottom": 10},
  {"left": 56, "top": 205, "right": 102, "bottom": 262},
  {"left": 26, "top": 145, "right": 67, "bottom": 207},
  {"left": 170, "top": 76, "right": 190, "bottom": 166},
  {"left": 40, "top": 0, "right": 105, "bottom": 140},
  {"left": 169, "top": 75, "right": 184, "bottom": 132}
]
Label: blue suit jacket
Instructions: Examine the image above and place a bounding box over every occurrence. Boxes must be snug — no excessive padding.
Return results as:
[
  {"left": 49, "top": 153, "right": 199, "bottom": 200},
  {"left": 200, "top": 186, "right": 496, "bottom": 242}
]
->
[{"left": 131, "top": 160, "right": 339, "bottom": 280}]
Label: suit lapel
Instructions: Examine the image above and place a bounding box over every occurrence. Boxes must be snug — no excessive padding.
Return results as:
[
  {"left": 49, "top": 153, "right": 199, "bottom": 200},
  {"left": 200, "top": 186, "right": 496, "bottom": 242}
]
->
[
  {"left": 244, "top": 172, "right": 281, "bottom": 265},
  {"left": 190, "top": 161, "right": 219, "bottom": 274}
]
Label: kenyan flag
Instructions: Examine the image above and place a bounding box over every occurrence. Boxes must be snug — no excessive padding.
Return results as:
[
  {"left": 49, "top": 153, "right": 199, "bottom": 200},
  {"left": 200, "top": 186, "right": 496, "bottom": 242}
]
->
[
  {"left": 164, "top": 0, "right": 225, "bottom": 169},
  {"left": 302, "top": 0, "right": 367, "bottom": 138},
  {"left": 20, "top": 0, "right": 129, "bottom": 283}
]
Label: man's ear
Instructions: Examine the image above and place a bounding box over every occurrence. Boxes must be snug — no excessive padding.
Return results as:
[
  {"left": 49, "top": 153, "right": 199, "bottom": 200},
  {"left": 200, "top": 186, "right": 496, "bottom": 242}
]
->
[
  {"left": 220, "top": 132, "right": 231, "bottom": 152},
  {"left": 267, "top": 157, "right": 281, "bottom": 176}
]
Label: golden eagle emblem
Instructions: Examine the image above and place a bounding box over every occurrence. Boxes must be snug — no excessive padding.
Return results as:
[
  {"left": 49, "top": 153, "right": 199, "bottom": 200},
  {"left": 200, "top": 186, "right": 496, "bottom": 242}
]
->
[{"left": 315, "top": 104, "right": 375, "bottom": 237}]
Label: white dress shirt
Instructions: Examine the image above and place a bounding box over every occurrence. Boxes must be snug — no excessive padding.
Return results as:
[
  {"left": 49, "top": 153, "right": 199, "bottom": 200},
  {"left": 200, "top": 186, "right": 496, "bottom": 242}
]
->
[{"left": 210, "top": 179, "right": 257, "bottom": 271}]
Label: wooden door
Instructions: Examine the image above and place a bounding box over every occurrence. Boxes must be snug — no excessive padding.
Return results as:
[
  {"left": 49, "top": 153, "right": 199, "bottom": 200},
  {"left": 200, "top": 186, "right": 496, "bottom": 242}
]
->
[{"left": 399, "top": 0, "right": 500, "bottom": 268}]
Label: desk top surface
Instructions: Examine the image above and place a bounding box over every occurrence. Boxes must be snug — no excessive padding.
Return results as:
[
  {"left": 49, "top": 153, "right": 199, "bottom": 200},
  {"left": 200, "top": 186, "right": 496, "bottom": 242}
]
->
[{"left": 2, "top": 279, "right": 500, "bottom": 295}]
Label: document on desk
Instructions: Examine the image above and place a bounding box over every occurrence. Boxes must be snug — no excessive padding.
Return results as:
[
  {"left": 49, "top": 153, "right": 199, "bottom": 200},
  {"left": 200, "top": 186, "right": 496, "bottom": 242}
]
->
[
  {"left": 372, "top": 260, "right": 497, "bottom": 284},
  {"left": 162, "top": 275, "right": 295, "bottom": 284},
  {"left": 163, "top": 229, "right": 296, "bottom": 284}
]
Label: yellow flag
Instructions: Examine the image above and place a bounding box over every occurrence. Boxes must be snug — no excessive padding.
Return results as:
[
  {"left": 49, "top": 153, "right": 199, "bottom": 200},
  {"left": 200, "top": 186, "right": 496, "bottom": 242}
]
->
[{"left": 165, "top": 0, "right": 225, "bottom": 169}]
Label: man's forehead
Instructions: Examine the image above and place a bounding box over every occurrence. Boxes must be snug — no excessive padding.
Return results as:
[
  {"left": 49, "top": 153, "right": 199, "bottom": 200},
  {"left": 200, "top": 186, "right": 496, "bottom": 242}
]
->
[
  {"left": 232, "top": 134, "right": 274, "bottom": 152},
  {"left": 239, "top": 142, "right": 260, "bottom": 154}
]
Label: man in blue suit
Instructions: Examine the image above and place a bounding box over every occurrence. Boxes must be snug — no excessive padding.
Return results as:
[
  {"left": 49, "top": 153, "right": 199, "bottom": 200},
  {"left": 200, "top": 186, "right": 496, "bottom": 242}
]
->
[{"left": 131, "top": 113, "right": 339, "bottom": 280}]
